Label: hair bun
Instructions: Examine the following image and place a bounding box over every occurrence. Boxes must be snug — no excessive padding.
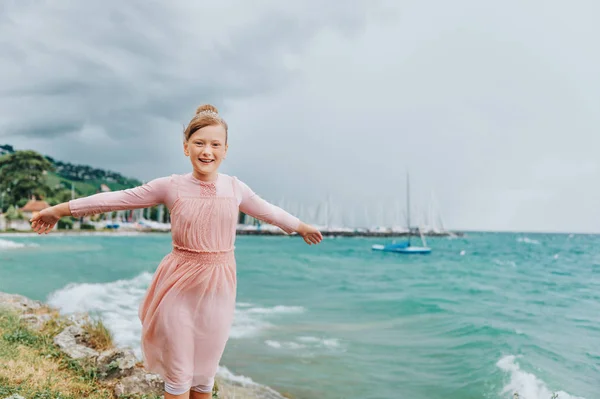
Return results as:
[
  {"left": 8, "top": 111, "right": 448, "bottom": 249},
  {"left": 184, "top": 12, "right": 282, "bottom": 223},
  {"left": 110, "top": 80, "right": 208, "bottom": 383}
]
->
[{"left": 196, "top": 104, "right": 219, "bottom": 115}]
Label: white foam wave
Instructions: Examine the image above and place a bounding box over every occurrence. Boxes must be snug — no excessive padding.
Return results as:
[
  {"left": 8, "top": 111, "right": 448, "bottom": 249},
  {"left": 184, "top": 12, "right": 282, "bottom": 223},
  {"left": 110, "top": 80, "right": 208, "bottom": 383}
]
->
[
  {"left": 230, "top": 308, "right": 272, "bottom": 339},
  {"left": 265, "top": 340, "right": 305, "bottom": 350},
  {"left": 217, "top": 365, "right": 258, "bottom": 386},
  {"left": 493, "top": 259, "right": 517, "bottom": 268},
  {"left": 47, "top": 272, "right": 307, "bottom": 349},
  {"left": 230, "top": 305, "right": 306, "bottom": 338},
  {"left": 216, "top": 366, "right": 287, "bottom": 398},
  {"left": 47, "top": 272, "right": 153, "bottom": 358},
  {"left": 497, "top": 355, "right": 585, "bottom": 399},
  {"left": 517, "top": 237, "right": 540, "bottom": 245},
  {"left": 0, "top": 238, "right": 38, "bottom": 250},
  {"left": 0, "top": 238, "right": 26, "bottom": 249},
  {"left": 246, "top": 305, "right": 305, "bottom": 315},
  {"left": 0, "top": 233, "right": 38, "bottom": 237},
  {"left": 298, "top": 336, "right": 340, "bottom": 349},
  {"left": 265, "top": 336, "right": 342, "bottom": 353}
]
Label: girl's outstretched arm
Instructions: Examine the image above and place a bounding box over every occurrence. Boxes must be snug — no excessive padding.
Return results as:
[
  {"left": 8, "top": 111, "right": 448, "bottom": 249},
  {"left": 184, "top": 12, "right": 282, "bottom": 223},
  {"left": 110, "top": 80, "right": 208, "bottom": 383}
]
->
[
  {"left": 30, "top": 176, "right": 172, "bottom": 234},
  {"left": 236, "top": 178, "right": 323, "bottom": 245}
]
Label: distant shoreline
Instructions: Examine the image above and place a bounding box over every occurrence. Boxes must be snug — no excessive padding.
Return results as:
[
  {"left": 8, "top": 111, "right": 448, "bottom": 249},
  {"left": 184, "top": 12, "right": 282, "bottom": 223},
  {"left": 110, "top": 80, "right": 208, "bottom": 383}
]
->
[
  {"left": 0, "top": 228, "right": 463, "bottom": 238},
  {"left": 237, "top": 229, "right": 463, "bottom": 238},
  {"left": 4, "top": 228, "right": 599, "bottom": 236}
]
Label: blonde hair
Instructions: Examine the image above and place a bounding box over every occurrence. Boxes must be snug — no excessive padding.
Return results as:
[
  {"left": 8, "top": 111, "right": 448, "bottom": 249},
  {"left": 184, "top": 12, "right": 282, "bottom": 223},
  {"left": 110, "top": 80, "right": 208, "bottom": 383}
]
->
[{"left": 183, "top": 104, "right": 229, "bottom": 143}]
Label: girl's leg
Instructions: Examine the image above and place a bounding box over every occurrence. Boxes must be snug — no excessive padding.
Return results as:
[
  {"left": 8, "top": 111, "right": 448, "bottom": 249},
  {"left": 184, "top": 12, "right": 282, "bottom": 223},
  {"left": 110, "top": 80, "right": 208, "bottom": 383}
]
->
[
  {"left": 189, "top": 390, "right": 211, "bottom": 399},
  {"left": 164, "top": 389, "right": 190, "bottom": 399},
  {"left": 190, "top": 382, "right": 213, "bottom": 399}
]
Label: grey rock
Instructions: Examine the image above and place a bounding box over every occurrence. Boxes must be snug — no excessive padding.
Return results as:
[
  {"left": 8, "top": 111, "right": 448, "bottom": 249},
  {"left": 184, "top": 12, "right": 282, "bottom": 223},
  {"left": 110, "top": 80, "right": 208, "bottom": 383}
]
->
[
  {"left": 19, "top": 313, "right": 52, "bottom": 331},
  {"left": 66, "top": 312, "right": 92, "bottom": 327},
  {"left": 113, "top": 369, "right": 164, "bottom": 396},
  {"left": 53, "top": 325, "right": 99, "bottom": 361},
  {"left": 0, "top": 292, "right": 44, "bottom": 314},
  {"left": 97, "top": 347, "right": 138, "bottom": 380},
  {"left": 4, "top": 395, "right": 27, "bottom": 399}
]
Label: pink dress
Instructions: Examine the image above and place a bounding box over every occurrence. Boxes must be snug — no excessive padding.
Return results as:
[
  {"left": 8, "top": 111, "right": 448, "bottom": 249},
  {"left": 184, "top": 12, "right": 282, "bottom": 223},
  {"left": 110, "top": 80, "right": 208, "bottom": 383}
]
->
[{"left": 69, "top": 173, "right": 300, "bottom": 393}]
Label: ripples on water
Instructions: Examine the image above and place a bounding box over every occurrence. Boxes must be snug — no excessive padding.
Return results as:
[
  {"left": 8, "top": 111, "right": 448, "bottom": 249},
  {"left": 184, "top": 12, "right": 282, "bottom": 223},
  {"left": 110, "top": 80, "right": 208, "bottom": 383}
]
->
[{"left": 1, "top": 232, "right": 598, "bottom": 398}]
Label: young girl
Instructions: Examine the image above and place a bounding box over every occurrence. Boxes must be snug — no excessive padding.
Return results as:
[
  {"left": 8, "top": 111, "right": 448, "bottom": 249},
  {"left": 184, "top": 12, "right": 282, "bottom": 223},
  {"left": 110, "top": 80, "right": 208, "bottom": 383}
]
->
[{"left": 30, "top": 104, "right": 323, "bottom": 399}]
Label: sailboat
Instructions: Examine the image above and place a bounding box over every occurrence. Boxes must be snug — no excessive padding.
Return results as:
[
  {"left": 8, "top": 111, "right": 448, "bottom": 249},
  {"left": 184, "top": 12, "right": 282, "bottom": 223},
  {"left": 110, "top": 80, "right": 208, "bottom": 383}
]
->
[{"left": 371, "top": 172, "right": 431, "bottom": 254}]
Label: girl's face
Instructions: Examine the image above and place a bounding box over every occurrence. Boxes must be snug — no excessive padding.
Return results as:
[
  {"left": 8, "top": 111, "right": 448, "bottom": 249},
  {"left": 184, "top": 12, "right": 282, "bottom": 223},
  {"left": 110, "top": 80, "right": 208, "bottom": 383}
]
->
[{"left": 184, "top": 124, "right": 228, "bottom": 180}]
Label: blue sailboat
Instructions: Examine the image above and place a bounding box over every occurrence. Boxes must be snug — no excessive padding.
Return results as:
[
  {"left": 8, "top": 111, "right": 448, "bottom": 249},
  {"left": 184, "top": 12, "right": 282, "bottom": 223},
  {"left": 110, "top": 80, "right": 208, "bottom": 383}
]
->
[{"left": 372, "top": 172, "right": 431, "bottom": 254}]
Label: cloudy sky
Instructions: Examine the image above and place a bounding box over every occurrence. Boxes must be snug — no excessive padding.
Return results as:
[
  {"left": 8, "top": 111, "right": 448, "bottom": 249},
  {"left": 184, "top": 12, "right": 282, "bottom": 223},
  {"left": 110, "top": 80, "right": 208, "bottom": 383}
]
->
[{"left": 1, "top": 0, "right": 599, "bottom": 232}]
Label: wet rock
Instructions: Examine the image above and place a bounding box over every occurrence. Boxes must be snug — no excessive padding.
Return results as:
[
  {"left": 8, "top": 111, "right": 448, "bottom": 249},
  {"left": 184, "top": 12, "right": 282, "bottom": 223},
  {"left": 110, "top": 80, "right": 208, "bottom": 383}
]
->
[
  {"left": 97, "top": 347, "right": 137, "bottom": 380},
  {"left": 0, "top": 292, "right": 43, "bottom": 314},
  {"left": 53, "top": 325, "right": 99, "bottom": 361},
  {"left": 113, "top": 369, "right": 164, "bottom": 396}
]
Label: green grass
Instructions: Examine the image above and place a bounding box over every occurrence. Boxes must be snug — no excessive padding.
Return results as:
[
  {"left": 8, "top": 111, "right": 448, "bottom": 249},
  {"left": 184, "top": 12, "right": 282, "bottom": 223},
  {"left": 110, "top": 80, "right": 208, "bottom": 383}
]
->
[
  {"left": 0, "top": 309, "right": 161, "bottom": 399},
  {"left": 45, "top": 172, "right": 101, "bottom": 197}
]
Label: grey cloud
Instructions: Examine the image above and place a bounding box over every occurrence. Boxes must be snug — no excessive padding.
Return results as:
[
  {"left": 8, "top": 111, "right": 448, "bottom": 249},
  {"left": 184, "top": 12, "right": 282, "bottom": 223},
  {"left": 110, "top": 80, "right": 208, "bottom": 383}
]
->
[
  {"left": 7, "top": 121, "right": 85, "bottom": 138},
  {"left": 0, "top": 0, "right": 375, "bottom": 141},
  {"left": 219, "top": 0, "right": 600, "bottom": 232}
]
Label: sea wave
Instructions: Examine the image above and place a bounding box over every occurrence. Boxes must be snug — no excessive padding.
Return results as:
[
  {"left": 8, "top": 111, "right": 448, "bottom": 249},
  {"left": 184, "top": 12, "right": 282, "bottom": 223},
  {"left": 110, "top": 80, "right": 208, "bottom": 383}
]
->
[
  {"left": 497, "top": 355, "right": 586, "bottom": 399},
  {"left": 265, "top": 336, "right": 341, "bottom": 352},
  {"left": 231, "top": 305, "right": 305, "bottom": 338},
  {"left": 46, "top": 271, "right": 306, "bottom": 347},
  {"left": 0, "top": 238, "right": 38, "bottom": 250},
  {"left": 47, "top": 272, "right": 153, "bottom": 356},
  {"left": 216, "top": 366, "right": 287, "bottom": 398},
  {"left": 517, "top": 237, "right": 541, "bottom": 245},
  {"left": 245, "top": 305, "right": 305, "bottom": 315}
]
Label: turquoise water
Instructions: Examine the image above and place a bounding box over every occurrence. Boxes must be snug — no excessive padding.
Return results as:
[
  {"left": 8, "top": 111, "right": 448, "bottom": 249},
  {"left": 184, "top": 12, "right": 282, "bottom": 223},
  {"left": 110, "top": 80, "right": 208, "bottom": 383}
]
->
[{"left": 0, "top": 232, "right": 598, "bottom": 399}]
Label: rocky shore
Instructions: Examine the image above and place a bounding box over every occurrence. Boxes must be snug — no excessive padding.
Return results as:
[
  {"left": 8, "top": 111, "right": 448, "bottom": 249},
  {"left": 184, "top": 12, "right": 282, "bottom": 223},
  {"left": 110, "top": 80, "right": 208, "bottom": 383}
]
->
[{"left": 0, "top": 292, "right": 290, "bottom": 399}]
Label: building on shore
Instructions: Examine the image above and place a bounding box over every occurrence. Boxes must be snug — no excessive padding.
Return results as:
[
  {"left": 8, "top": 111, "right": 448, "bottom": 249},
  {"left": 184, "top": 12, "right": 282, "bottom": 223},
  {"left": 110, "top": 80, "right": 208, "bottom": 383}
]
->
[{"left": 20, "top": 196, "right": 51, "bottom": 221}]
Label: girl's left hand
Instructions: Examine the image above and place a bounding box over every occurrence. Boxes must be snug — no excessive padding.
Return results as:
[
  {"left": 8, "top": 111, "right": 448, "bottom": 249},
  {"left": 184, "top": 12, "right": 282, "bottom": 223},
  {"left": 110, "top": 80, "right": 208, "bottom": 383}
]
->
[
  {"left": 297, "top": 223, "right": 323, "bottom": 245},
  {"left": 30, "top": 206, "right": 61, "bottom": 234}
]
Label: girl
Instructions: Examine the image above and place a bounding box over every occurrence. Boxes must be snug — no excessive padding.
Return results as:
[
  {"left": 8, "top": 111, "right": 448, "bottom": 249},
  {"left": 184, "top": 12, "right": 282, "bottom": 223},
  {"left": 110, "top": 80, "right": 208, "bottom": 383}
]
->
[{"left": 30, "top": 104, "right": 323, "bottom": 399}]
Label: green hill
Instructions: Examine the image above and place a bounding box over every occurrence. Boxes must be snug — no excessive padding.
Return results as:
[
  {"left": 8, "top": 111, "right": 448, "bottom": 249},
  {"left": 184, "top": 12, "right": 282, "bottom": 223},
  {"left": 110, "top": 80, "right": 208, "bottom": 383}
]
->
[
  {"left": 44, "top": 172, "right": 142, "bottom": 197},
  {"left": 1, "top": 144, "right": 142, "bottom": 198},
  {"left": 0, "top": 144, "right": 144, "bottom": 214}
]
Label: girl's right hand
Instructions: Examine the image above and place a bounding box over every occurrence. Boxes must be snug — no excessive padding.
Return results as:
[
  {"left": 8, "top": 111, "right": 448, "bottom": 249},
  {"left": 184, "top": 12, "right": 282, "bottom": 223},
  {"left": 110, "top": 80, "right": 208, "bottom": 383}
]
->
[
  {"left": 30, "top": 206, "right": 62, "bottom": 234},
  {"left": 297, "top": 222, "right": 323, "bottom": 245}
]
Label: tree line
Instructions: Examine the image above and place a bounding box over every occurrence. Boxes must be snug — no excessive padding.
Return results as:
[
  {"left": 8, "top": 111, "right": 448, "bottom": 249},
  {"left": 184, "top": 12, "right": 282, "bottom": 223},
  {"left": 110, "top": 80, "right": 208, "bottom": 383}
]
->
[{"left": 0, "top": 147, "right": 141, "bottom": 213}]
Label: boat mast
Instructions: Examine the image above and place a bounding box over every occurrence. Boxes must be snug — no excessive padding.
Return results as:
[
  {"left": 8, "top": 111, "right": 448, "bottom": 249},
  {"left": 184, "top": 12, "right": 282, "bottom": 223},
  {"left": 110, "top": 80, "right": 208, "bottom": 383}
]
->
[{"left": 406, "top": 171, "right": 411, "bottom": 245}]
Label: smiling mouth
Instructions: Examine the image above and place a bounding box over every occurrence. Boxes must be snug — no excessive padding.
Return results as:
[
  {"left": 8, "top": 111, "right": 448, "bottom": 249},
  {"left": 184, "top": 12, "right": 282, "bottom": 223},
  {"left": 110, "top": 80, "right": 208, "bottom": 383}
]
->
[{"left": 199, "top": 159, "right": 214, "bottom": 164}]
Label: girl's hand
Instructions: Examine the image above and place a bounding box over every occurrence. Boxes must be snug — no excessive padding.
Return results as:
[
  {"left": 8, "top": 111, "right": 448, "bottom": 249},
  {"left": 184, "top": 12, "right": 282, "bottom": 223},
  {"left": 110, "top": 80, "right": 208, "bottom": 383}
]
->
[
  {"left": 30, "top": 206, "right": 62, "bottom": 234},
  {"left": 297, "top": 222, "right": 323, "bottom": 245}
]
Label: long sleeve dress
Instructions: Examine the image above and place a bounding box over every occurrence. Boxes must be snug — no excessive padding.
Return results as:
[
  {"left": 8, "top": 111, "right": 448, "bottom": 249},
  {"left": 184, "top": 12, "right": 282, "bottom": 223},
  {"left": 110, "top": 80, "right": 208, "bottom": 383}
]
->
[{"left": 69, "top": 172, "right": 300, "bottom": 393}]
